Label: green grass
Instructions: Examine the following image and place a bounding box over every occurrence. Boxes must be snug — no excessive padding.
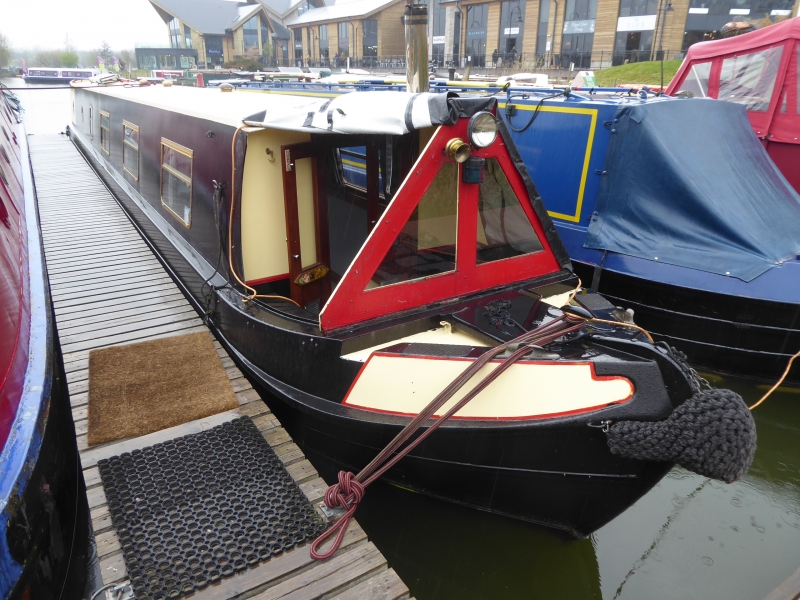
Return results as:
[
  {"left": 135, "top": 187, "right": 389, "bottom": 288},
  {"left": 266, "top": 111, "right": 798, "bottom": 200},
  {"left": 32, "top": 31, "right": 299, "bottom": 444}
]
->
[{"left": 594, "top": 59, "right": 682, "bottom": 87}]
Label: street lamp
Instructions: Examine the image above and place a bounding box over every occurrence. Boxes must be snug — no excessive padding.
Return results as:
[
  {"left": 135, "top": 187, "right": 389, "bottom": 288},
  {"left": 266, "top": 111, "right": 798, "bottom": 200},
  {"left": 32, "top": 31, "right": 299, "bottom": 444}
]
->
[{"left": 656, "top": 0, "right": 674, "bottom": 59}]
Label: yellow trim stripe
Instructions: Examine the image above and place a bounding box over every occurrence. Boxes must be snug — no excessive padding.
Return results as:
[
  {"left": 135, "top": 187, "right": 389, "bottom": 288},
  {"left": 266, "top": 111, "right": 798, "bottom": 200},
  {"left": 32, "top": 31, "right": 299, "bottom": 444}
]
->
[{"left": 498, "top": 103, "right": 597, "bottom": 223}]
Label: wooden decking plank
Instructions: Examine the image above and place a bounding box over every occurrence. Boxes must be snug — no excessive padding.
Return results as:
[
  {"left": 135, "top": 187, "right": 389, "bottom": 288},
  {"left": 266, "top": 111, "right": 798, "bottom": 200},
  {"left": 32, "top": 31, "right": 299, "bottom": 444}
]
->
[
  {"left": 48, "top": 267, "right": 170, "bottom": 291},
  {"left": 332, "top": 569, "right": 411, "bottom": 600},
  {"left": 53, "top": 281, "right": 178, "bottom": 309},
  {"left": 58, "top": 303, "right": 194, "bottom": 333},
  {"left": 54, "top": 291, "right": 187, "bottom": 320},
  {"left": 60, "top": 319, "right": 205, "bottom": 354}
]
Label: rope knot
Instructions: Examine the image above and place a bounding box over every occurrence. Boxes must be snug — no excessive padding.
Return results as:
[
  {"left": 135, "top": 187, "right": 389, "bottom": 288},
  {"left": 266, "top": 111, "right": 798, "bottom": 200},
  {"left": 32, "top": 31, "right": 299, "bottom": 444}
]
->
[
  {"left": 310, "top": 471, "right": 365, "bottom": 561},
  {"left": 324, "top": 471, "right": 365, "bottom": 511}
]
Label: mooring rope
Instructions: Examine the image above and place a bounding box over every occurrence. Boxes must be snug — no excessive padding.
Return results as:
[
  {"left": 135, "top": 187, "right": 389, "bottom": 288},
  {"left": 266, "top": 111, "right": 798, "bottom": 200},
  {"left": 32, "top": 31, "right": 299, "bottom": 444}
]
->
[
  {"left": 749, "top": 348, "right": 800, "bottom": 411},
  {"left": 310, "top": 313, "right": 586, "bottom": 560}
]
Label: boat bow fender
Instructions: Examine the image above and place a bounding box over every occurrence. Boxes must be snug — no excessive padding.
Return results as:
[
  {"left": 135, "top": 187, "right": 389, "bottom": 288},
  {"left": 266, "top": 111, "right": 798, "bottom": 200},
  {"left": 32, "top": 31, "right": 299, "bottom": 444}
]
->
[{"left": 607, "top": 387, "right": 757, "bottom": 483}]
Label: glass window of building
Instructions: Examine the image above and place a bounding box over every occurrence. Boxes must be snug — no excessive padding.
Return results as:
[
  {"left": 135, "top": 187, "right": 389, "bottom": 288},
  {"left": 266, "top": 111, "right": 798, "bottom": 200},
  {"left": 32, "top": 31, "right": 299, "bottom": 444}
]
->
[
  {"left": 338, "top": 22, "right": 350, "bottom": 56},
  {"left": 683, "top": 0, "right": 793, "bottom": 50},
  {"left": 205, "top": 36, "right": 224, "bottom": 65},
  {"left": 184, "top": 26, "right": 193, "bottom": 49},
  {"left": 294, "top": 28, "right": 303, "bottom": 61},
  {"left": 169, "top": 18, "right": 182, "bottom": 48},
  {"left": 537, "top": 0, "right": 551, "bottom": 56},
  {"left": 561, "top": 0, "right": 597, "bottom": 67},
  {"left": 363, "top": 20, "right": 378, "bottom": 62},
  {"left": 243, "top": 15, "right": 260, "bottom": 50},
  {"left": 319, "top": 25, "right": 329, "bottom": 59},
  {"left": 618, "top": 0, "right": 657, "bottom": 17},
  {"left": 297, "top": 1, "right": 312, "bottom": 16},
  {"left": 123, "top": 121, "right": 139, "bottom": 181},
  {"left": 431, "top": 0, "right": 447, "bottom": 66},
  {"left": 161, "top": 138, "right": 193, "bottom": 227},
  {"left": 613, "top": 30, "right": 654, "bottom": 64},
  {"left": 719, "top": 46, "right": 783, "bottom": 111},
  {"left": 261, "top": 22, "right": 271, "bottom": 55},
  {"left": 499, "top": 0, "right": 526, "bottom": 66},
  {"left": 466, "top": 4, "right": 488, "bottom": 67}
]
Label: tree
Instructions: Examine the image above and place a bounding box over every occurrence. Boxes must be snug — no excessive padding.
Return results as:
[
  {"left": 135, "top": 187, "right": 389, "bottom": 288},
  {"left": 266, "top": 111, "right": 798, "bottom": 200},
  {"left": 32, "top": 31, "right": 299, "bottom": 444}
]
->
[
  {"left": 0, "top": 33, "right": 11, "bottom": 69},
  {"left": 118, "top": 49, "right": 135, "bottom": 72},
  {"left": 99, "top": 41, "right": 114, "bottom": 65},
  {"left": 33, "top": 49, "right": 62, "bottom": 67},
  {"left": 60, "top": 52, "right": 79, "bottom": 67}
]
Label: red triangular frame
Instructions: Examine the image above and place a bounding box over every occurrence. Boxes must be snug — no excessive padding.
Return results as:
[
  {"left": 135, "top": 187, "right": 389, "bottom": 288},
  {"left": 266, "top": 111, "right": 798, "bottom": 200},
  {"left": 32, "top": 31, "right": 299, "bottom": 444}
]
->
[{"left": 320, "top": 119, "right": 562, "bottom": 333}]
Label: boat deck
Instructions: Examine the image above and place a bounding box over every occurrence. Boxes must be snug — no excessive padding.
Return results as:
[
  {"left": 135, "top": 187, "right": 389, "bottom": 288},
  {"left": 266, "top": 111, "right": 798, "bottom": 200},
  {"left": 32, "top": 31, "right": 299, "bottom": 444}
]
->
[{"left": 28, "top": 135, "right": 411, "bottom": 599}]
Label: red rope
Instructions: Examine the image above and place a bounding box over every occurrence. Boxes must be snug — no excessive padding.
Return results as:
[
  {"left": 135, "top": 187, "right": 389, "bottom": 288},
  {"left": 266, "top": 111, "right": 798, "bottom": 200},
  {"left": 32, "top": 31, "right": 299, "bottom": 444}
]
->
[{"left": 310, "top": 314, "right": 585, "bottom": 559}]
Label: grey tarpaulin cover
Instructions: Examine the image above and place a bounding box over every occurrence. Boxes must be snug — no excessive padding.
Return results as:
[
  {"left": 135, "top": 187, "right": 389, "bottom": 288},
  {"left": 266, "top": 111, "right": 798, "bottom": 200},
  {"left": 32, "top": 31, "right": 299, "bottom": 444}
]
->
[
  {"left": 243, "top": 91, "right": 496, "bottom": 135},
  {"left": 584, "top": 99, "right": 800, "bottom": 281}
]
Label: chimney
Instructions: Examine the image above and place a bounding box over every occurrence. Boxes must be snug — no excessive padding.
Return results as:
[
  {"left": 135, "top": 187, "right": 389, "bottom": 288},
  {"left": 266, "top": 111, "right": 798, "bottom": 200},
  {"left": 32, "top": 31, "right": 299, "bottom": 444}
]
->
[{"left": 404, "top": 3, "right": 428, "bottom": 93}]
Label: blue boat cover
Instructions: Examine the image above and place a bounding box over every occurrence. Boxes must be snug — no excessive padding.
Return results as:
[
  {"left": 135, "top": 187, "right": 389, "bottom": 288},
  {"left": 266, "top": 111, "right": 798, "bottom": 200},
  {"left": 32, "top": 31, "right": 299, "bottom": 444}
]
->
[{"left": 585, "top": 99, "right": 800, "bottom": 281}]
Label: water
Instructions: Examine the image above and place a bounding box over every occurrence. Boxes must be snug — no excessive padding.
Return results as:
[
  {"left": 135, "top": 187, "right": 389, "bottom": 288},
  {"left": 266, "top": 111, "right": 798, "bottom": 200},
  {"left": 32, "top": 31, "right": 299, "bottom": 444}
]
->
[{"left": 12, "top": 80, "right": 800, "bottom": 600}]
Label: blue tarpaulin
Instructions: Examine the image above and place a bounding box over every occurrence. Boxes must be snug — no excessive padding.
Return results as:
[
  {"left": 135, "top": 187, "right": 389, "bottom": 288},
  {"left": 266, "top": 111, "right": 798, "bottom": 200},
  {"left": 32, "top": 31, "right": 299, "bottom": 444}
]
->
[{"left": 585, "top": 99, "right": 800, "bottom": 281}]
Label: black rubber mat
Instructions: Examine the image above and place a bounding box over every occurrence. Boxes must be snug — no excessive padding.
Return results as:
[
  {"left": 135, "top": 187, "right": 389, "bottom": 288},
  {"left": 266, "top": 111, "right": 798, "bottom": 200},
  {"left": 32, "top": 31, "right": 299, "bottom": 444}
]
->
[{"left": 98, "top": 417, "right": 326, "bottom": 600}]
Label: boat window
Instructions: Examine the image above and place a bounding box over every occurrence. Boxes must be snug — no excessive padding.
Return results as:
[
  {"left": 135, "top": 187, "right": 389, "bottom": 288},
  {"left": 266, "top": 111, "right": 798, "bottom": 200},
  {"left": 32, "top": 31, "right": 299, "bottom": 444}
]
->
[
  {"left": 160, "top": 138, "right": 193, "bottom": 227},
  {"left": 81, "top": 106, "right": 84, "bottom": 123},
  {"left": 719, "top": 46, "right": 783, "bottom": 112},
  {"left": 123, "top": 121, "right": 139, "bottom": 181},
  {"left": 0, "top": 145, "right": 9, "bottom": 164},
  {"left": 100, "top": 111, "right": 110, "bottom": 155},
  {"left": 338, "top": 147, "right": 384, "bottom": 195},
  {"left": 89, "top": 105, "right": 93, "bottom": 139},
  {"left": 677, "top": 61, "right": 711, "bottom": 98},
  {"left": 368, "top": 161, "right": 458, "bottom": 288},
  {"left": 0, "top": 163, "right": 7, "bottom": 187},
  {"left": 476, "top": 158, "right": 543, "bottom": 264},
  {"left": 1, "top": 126, "right": 8, "bottom": 142}
]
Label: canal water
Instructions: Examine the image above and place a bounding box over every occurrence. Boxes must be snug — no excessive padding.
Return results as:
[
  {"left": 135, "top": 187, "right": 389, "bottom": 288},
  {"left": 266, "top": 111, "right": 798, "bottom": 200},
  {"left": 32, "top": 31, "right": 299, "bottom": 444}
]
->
[{"left": 10, "top": 78, "right": 799, "bottom": 600}]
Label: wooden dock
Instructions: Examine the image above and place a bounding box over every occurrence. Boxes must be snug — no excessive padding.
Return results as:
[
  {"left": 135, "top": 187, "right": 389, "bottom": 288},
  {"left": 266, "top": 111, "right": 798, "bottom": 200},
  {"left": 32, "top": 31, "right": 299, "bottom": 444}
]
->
[{"left": 28, "top": 135, "right": 411, "bottom": 600}]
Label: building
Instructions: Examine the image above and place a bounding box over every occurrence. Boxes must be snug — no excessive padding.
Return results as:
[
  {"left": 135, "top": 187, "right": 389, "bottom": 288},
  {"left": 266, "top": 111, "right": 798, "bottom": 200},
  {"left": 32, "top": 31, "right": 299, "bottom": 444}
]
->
[
  {"left": 151, "top": 0, "right": 800, "bottom": 70},
  {"left": 149, "top": 0, "right": 277, "bottom": 67},
  {"left": 135, "top": 47, "right": 199, "bottom": 71}
]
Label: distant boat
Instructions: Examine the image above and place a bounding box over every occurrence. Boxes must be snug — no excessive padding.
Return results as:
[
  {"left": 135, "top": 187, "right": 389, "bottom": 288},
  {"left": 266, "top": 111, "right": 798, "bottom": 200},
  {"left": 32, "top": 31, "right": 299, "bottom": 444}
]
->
[{"left": 22, "top": 67, "right": 99, "bottom": 83}]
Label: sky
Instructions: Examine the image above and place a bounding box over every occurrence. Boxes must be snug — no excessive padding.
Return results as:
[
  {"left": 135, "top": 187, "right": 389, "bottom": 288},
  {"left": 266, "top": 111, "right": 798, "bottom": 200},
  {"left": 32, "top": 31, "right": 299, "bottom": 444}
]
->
[{"left": 2, "top": 0, "right": 170, "bottom": 51}]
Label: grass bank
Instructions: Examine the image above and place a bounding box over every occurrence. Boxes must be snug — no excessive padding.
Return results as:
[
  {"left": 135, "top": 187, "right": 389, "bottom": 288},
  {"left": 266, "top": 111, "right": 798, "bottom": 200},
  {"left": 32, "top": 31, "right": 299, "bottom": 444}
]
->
[{"left": 594, "top": 60, "right": 682, "bottom": 87}]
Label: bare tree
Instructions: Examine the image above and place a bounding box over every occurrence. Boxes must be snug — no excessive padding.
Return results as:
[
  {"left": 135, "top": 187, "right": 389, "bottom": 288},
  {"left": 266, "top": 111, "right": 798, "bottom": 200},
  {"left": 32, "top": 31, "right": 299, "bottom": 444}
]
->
[{"left": 0, "top": 33, "right": 10, "bottom": 69}]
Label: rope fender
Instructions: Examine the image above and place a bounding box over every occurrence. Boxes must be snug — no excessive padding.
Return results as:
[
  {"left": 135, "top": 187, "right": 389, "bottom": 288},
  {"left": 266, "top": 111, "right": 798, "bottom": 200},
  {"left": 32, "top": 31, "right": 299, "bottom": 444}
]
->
[{"left": 606, "top": 388, "right": 757, "bottom": 483}]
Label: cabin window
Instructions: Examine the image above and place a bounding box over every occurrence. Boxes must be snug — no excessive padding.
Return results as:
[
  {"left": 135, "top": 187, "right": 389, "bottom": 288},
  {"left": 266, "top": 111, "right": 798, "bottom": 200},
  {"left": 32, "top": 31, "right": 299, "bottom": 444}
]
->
[
  {"left": 1, "top": 126, "right": 8, "bottom": 142},
  {"left": 160, "top": 138, "right": 193, "bottom": 227},
  {"left": 719, "top": 46, "right": 783, "bottom": 112},
  {"left": 677, "top": 61, "right": 711, "bottom": 98},
  {"left": 123, "top": 121, "right": 139, "bottom": 181},
  {"left": 0, "top": 145, "right": 9, "bottom": 164},
  {"left": 369, "top": 161, "right": 458, "bottom": 288},
  {"left": 338, "top": 147, "right": 384, "bottom": 194},
  {"left": 89, "top": 105, "right": 93, "bottom": 139},
  {"left": 0, "top": 163, "right": 8, "bottom": 187},
  {"left": 100, "top": 111, "right": 110, "bottom": 154},
  {"left": 476, "top": 158, "right": 543, "bottom": 264},
  {"left": 81, "top": 106, "right": 84, "bottom": 123}
]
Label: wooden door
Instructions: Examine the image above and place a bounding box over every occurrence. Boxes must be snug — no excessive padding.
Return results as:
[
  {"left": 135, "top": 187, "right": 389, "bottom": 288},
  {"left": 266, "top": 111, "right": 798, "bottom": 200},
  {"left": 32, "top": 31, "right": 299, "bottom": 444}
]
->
[{"left": 280, "top": 142, "right": 331, "bottom": 308}]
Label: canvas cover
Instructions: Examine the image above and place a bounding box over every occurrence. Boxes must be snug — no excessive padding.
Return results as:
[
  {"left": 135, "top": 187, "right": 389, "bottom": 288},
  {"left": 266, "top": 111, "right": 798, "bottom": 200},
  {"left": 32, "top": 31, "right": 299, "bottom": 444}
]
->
[
  {"left": 243, "top": 91, "right": 496, "bottom": 135},
  {"left": 585, "top": 99, "right": 800, "bottom": 281}
]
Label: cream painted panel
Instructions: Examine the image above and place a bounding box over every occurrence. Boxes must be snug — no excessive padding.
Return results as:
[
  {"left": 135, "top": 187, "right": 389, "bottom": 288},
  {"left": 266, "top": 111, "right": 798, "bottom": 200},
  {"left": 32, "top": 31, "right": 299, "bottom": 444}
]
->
[
  {"left": 341, "top": 324, "right": 489, "bottom": 362},
  {"left": 295, "top": 157, "right": 318, "bottom": 269},
  {"left": 241, "top": 128, "right": 310, "bottom": 282},
  {"left": 343, "top": 356, "right": 633, "bottom": 418}
]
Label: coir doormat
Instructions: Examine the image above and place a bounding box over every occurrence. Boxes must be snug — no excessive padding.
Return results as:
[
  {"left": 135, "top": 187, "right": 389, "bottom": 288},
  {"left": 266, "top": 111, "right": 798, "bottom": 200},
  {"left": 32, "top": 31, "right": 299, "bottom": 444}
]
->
[
  {"left": 87, "top": 332, "right": 238, "bottom": 446},
  {"left": 98, "top": 417, "right": 326, "bottom": 600}
]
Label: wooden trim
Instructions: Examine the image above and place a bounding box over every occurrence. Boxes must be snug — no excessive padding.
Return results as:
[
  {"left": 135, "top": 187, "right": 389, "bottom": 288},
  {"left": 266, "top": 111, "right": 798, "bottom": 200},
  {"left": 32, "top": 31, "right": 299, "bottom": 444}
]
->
[
  {"left": 160, "top": 137, "right": 194, "bottom": 158},
  {"left": 122, "top": 121, "right": 139, "bottom": 182},
  {"left": 159, "top": 139, "right": 193, "bottom": 228}
]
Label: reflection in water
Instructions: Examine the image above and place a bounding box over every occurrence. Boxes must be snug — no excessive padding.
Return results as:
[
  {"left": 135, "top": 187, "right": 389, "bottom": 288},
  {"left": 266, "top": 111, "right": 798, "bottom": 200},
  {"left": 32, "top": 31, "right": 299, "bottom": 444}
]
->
[{"left": 13, "top": 83, "right": 800, "bottom": 600}]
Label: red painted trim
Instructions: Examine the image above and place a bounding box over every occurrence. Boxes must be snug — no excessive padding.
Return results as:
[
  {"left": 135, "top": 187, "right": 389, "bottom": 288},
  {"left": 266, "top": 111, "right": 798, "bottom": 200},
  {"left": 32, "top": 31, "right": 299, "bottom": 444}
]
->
[
  {"left": 341, "top": 352, "right": 634, "bottom": 421},
  {"left": 246, "top": 273, "right": 290, "bottom": 286},
  {"left": 320, "top": 120, "right": 561, "bottom": 332}
]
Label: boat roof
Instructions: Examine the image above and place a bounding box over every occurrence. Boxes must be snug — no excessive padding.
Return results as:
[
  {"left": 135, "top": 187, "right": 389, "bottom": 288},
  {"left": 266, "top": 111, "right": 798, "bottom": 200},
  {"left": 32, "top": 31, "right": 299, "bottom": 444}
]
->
[{"left": 78, "top": 85, "right": 496, "bottom": 135}]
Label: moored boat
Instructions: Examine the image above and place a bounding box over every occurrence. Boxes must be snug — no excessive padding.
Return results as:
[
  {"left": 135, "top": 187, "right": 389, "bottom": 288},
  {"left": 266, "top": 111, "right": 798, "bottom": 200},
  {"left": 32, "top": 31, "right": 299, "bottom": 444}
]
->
[
  {"left": 22, "top": 67, "right": 100, "bottom": 84},
  {"left": 0, "top": 84, "right": 90, "bottom": 598},
  {"left": 65, "top": 10, "right": 756, "bottom": 538}
]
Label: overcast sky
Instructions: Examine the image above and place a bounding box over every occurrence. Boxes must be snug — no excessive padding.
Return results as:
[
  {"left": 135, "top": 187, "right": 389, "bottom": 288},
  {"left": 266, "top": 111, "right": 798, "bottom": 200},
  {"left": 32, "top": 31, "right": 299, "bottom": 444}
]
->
[{"left": 2, "top": 0, "right": 169, "bottom": 51}]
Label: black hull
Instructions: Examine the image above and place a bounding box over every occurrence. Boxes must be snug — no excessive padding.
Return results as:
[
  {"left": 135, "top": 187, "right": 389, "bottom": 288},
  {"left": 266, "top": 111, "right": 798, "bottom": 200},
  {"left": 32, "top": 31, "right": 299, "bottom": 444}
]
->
[
  {"left": 244, "top": 359, "right": 673, "bottom": 538},
  {"left": 70, "top": 125, "right": 682, "bottom": 539},
  {"left": 573, "top": 263, "right": 800, "bottom": 386},
  {"left": 6, "top": 339, "right": 91, "bottom": 600}
]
